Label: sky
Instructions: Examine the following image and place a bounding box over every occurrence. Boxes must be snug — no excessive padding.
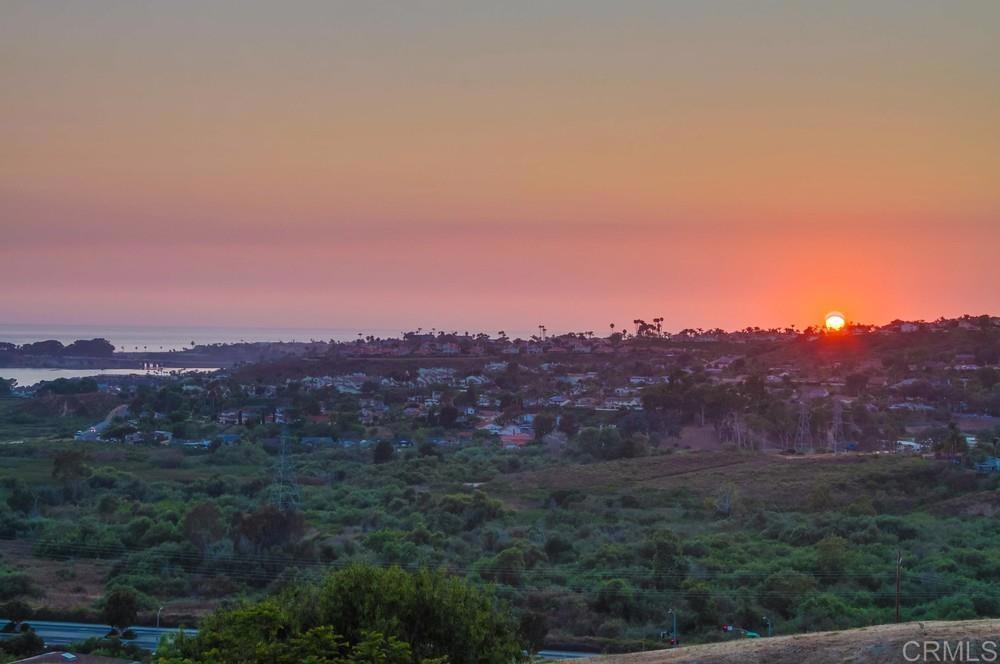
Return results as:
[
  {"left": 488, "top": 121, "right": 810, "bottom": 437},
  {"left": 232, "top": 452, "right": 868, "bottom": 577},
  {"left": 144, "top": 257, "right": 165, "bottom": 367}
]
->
[{"left": 2, "top": 0, "right": 998, "bottom": 334}]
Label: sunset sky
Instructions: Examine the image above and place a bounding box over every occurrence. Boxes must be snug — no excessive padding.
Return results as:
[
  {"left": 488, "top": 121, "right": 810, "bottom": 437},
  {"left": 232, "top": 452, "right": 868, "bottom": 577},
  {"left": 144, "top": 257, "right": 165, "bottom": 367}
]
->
[{"left": 2, "top": 1, "right": 998, "bottom": 334}]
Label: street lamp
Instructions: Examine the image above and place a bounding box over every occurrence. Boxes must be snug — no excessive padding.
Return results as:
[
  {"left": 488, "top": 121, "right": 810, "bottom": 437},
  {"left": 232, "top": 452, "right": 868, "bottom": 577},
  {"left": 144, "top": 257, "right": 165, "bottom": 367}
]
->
[
  {"left": 762, "top": 616, "right": 772, "bottom": 637},
  {"left": 156, "top": 605, "right": 164, "bottom": 628},
  {"left": 667, "top": 608, "right": 678, "bottom": 646}
]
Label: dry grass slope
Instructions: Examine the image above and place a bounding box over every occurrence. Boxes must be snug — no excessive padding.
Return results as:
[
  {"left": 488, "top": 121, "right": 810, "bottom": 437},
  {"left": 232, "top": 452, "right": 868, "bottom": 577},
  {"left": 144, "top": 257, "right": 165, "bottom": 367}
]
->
[{"left": 570, "top": 620, "right": 1000, "bottom": 664}]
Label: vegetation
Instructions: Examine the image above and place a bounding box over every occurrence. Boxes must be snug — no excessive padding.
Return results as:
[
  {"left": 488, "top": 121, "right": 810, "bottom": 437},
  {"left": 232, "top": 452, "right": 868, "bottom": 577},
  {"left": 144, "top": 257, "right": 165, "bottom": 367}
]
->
[
  {"left": 156, "top": 564, "right": 525, "bottom": 663},
  {"left": 0, "top": 319, "right": 998, "bottom": 656},
  {"left": 0, "top": 433, "right": 998, "bottom": 653}
]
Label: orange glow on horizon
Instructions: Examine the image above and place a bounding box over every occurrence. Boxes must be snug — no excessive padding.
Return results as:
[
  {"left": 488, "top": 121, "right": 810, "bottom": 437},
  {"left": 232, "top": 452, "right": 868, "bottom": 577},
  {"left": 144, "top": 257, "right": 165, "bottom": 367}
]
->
[{"left": 0, "top": 4, "right": 998, "bottom": 329}]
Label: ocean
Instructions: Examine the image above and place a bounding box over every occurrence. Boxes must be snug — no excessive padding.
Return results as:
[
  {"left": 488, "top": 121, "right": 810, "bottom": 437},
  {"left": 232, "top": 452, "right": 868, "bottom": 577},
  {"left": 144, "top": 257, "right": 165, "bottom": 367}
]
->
[
  {"left": 0, "top": 323, "right": 405, "bottom": 353},
  {"left": 0, "top": 367, "right": 219, "bottom": 388}
]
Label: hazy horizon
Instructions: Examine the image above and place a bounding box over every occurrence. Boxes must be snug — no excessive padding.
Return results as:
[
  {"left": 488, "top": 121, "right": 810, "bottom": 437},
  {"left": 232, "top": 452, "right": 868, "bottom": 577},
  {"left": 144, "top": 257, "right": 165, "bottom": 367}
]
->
[{"left": 4, "top": 1, "right": 998, "bottom": 330}]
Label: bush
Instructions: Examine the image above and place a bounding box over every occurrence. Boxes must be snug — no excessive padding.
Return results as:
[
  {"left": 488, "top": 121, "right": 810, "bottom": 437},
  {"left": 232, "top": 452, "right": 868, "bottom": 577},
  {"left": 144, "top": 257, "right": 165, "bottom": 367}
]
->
[
  {"left": 1, "top": 600, "right": 32, "bottom": 626},
  {"left": 759, "top": 570, "right": 817, "bottom": 618},
  {"left": 795, "top": 593, "right": 853, "bottom": 632},
  {"left": 0, "top": 572, "right": 36, "bottom": 600},
  {"left": 0, "top": 628, "right": 44, "bottom": 657},
  {"left": 156, "top": 564, "right": 525, "bottom": 664}
]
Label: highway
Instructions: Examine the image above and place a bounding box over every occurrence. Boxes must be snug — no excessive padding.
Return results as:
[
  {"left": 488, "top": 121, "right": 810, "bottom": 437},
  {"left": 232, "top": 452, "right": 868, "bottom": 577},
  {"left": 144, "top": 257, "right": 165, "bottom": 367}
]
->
[
  {"left": 538, "top": 650, "right": 594, "bottom": 660},
  {"left": 4, "top": 619, "right": 593, "bottom": 659},
  {"left": 1, "top": 619, "right": 195, "bottom": 652}
]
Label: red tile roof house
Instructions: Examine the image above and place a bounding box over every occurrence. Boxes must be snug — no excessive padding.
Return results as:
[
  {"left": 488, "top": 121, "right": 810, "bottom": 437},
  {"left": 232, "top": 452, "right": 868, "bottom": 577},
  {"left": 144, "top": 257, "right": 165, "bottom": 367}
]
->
[
  {"left": 498, "top": 425, "right": 534, "bottom": 447},
  {"left": 500, "top": 432, "right": 533, "bottom": 447}
]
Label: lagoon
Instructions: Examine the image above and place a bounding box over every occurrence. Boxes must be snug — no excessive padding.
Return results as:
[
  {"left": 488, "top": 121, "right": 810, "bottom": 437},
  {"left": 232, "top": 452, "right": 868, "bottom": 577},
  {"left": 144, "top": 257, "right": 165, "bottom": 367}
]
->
[{"left": 0, "top": 367, "right": 219, "bottom": 387}]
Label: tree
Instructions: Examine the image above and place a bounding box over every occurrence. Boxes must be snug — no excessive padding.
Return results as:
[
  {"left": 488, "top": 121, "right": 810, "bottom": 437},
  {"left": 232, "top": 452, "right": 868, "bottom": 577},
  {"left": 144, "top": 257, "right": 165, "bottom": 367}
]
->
[
  {"left": 593, "top": 578, "right": 636, "bottom": 619},
  {"left": 683, "top": 579, "right": 719, "bottom": 626},
  {"left": 19, "top": 340, "right": 64, "bottom": 355},
  {"left": 532, "top": 413, "right": 556, "bottom": 440},
  {"left": 437, "top": 404, "right": 459, "bottom": 427},
  {"left": 815, "top": 535, "right": 851, "bottom": 580},
  {"left": 0, "top": 573, "right": 35, "bottom": 601},
  {"left": 574, "top": 427, "right": 622, "bottom": 460},
  {"left": 102, "top": 587, "right": 139, "bottom": 633},
  {"left": 5, "top": 480, "right": 34, "bottom": 515},
  {"left": 0, "top": 378, "right": 14, "bottom": 397},
  {"left": 977, "top": 367, "right": 999, "bottom": 390},
  {"left": 935, "top": 422, "right": 968, "bottom": 457},
  {"left": 232, "top": 505, "right": 305, "bottom": 554},
  {"left": 0, "top": 629, "right": 43, "bottom": 657},
  {"left": 518, "top": 611, "right": 548, "bottom": 654},
  {"left": 182, "top": 502, "right": 225, "bottom": 553},
  {"left": 1, "top": 600, "right": 32, "bottom": 630},
  {"left": 759, "top": 570, "right": 817, "bottom": 617},
  {"left": 557, "top": 411, "right": 578, "bottom": 436},
  {"left": 845, "top": 373, "right": 869, "bottom": 396},
  {"left": 646, "top": 530, "right": 686, "bottom": 589},
  {"left": 51, "top": 450, "right": 90, "bottom": 501},
  {"left": 373, "top": 440, "right": 395, "bottom": 464},
  {"left": 156, "top": 564, "right": 525, "bottom": 664},
  {"left": 39, "top": 377, "right": 99, "bottom": 394},
  {"left": 65, "top": 338, "right": 115, "bottom": 357},
  {"left": 619, "top": 432, "right": 649, "bottom": 458}
]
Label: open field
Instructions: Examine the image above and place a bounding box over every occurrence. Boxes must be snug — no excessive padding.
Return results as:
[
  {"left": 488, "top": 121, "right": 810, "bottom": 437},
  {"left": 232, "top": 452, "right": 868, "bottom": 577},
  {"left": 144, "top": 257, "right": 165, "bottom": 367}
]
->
[
  {"left": 0, "top": 397, "right": 94, "bottom": 443},
  {"left": 0, "top": 539, "right": 111, "bottom": 611},
  {"left": 487, "top": 448, "right": 943, "bottom": 512},
  {"left": 574, "top": 619, "right": 1000, "bottom": 663}
]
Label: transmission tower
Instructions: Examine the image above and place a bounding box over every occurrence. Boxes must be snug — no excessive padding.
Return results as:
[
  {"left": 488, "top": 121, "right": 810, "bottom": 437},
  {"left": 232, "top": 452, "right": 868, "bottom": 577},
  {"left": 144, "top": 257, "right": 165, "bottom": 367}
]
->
[
  {"left": 725, "top": 412, "right": 749, "bottom": 450},
  {"left": 794, "top": 401, "right": 812, "bottom": 454},
  {"left": 831, "top": 400, "right": 846, "bottom": 454},
  {"left": 272, "top": 437, "right": 300, "bottom": 511}
]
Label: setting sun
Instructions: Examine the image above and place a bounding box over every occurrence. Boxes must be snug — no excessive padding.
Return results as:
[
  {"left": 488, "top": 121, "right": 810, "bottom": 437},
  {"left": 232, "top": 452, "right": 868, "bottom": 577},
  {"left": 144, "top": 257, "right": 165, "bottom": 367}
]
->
[{"left": 825, "top": 312, "right": 847, "bottom": 331}]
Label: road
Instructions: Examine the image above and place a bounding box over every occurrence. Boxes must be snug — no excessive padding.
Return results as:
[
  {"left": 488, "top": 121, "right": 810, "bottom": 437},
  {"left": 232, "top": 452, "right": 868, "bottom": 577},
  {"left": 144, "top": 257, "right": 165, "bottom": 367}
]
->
[
  {"left": 2, "top": 619, "right": 195, "bottom": 652},
  {"left": 4, "top": 619, "right": 593, "bottom": 659},
  {"left": 538, "top": 650, "right": 594, "bottom": 660}
]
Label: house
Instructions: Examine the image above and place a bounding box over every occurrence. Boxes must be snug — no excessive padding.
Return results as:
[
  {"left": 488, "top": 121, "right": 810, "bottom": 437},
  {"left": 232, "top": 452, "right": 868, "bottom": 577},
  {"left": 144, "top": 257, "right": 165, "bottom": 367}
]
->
[
  {"left": 895, "top": 439, "right": 925, "bottom": 453},
  {"left": 217, "top": 410, "right": 240, "bottom": 425},
  {"left": 497, "top": 424, "right": 533, "bottom": 447},
  {"left": 74, "top": 428, "right": 101, "bottom": 442},
  {"left": 975, "top": 457, "right": 1000, "bottom": 473},
  {"left": 300, "top": 436, "right": 335, "bottom": 447},
  {"left": 177, "top": 439, "right": 212, "bottom": 449}
]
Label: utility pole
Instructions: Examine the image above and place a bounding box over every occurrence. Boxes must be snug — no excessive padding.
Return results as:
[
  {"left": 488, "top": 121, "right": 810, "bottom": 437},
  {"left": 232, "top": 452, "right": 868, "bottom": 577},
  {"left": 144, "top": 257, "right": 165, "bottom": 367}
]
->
[
  {"left": 895, "top": 550, "right": 903, "bottom": 623},
  {"left": 667, "top": 608, "right": 678, "bottom": 646},
  {"left": 762, "top": 616, "right": 772, "bottom": 637}
]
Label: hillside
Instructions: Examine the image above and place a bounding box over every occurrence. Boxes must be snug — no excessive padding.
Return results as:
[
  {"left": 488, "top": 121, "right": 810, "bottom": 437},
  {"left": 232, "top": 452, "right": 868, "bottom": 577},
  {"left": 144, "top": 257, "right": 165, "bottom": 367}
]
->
[{"left": 573, "top": 619, "right": 1000, "bottom": 663}]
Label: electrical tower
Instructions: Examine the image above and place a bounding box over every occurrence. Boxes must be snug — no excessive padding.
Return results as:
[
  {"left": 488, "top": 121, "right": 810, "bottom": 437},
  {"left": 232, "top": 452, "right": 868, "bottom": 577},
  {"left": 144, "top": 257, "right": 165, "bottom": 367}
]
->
[
  {"left": 831, "top": 400, "right": 846, "bottom": 454},
  {"left": 272, "top": 437, "right": 299, "bottom": 511},
  {"left": 726, "top": 412, "right": 748, "bottom": 450},
  {"left": 794, "top": 401, "right": 812, "bottom": 454}
]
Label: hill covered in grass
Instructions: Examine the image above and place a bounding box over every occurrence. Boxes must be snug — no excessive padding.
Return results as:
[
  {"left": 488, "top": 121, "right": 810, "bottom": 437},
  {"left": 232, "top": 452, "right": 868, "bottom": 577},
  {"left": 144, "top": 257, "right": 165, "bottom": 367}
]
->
[{"left": 575, "top": 619, "right": 1000, "bottom": 663}]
